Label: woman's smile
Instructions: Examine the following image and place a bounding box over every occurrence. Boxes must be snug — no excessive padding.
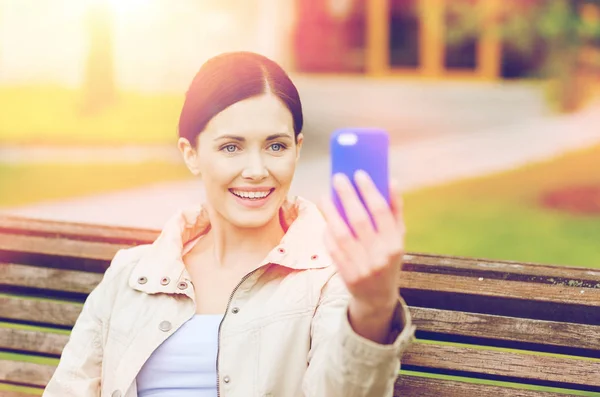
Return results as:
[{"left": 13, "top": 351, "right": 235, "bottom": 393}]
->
[{"left": 229, "top": 187, "right": 275, "bottom": 208}]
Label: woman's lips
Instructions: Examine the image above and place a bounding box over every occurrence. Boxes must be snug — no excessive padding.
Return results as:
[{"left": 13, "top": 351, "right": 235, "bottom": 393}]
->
[{"left": 229, "top": 188, "right": 275, "bottom": 208}]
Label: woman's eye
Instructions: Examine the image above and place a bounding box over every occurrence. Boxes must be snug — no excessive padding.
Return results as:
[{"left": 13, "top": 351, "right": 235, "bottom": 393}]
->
[
  {"left": 270, "top": 143, "right": 285, "bottom": 152},
  {"left": 222, "top": 144, "right": 238, "bottom": 153}
]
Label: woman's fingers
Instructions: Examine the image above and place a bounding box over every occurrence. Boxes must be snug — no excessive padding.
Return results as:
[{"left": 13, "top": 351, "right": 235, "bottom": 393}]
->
[
  {"left": 320, "top": 174, "right": 406, "bottom": 307},
  {"left": 323, "top": 229, "right": 360, "bottom": 282},
  {"left": 319, "top": 194, "right": 370, "bottom": 278},
  {"left": 319, "top": 195, "right": 358, "bottom": 256},
  {"left": 353, "top": 170, "right": 395, "bottom": 235},
  {"left": 332, "top": 173, "right": 377, "bottom": 243}
]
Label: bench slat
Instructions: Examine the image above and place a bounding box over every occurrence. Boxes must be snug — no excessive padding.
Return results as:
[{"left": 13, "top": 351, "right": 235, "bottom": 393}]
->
[
  {"left": 402, "top": 272, "right": 600, "bottom": 326},
  {"left": 394, "top": 375, "right": 575, "bottom": 397},
  {"left": 402, "top": 272, "right": 599, "bottom": 307},
  {"left": 0, "top": 233, "right": 127, "bottom": 262},
  {"left": 404, "top": 343, "right": 600, "bottom": 390},
  {"left": 404, "top": 254, "right": 600, "bottom": 284},
  {"left": 412, "top": 307, "right": 600, "bottom": 354},
  {"left": 0, "top": 328, "right": 68, "bottom": 356},
  {"left": 0, "top": 215, "right": 157, "bottom": 244},
  {"left": 1, "top": 263, "right": 102, "bottom": 294},
  {"left": 0, "top": 296, "right": 81, "bottom": 327},
  {"left": 0, "top": 360, "right": 54, "bottom": 389},
  {"left": 0, "top": 390, "right": 41, "bottom": 397},
  {"left": 5, "top": 261, "right": 599, "bottom": 310}
]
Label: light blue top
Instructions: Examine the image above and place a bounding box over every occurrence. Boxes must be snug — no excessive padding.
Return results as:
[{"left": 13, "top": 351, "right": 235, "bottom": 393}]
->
[{"left": 136, "top": 314, "right": 223, "bottom": 397}]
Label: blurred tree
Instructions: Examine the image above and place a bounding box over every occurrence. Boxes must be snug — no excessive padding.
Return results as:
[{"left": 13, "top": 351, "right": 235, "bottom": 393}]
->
[
  {"left": 81, "top": 1, "right": 116, "bottom": 114},
  {"left": 447, "top": 0, "right": 600, "bottom": 112}
]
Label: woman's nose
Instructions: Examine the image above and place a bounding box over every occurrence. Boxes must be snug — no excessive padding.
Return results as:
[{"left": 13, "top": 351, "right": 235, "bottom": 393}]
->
[{"left": 241, "top": 153, "right": 269, "bottom": 180}]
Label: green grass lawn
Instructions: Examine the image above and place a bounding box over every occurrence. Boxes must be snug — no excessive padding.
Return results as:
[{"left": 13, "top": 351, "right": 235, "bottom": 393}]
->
[
  {"left": 404, "top": 143, "right": 600, "bottom": 268},
  {"left": 0, "top": 162, "right": 190, "bottom": 207},
  {"left": 0, "top": 86, "right": 183, "bottom": 146}
]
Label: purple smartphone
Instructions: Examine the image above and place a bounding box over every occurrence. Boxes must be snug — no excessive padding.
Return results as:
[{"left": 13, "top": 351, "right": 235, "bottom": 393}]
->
[{"left": 330, "top": 128, "right": 390, "bottom": 229}]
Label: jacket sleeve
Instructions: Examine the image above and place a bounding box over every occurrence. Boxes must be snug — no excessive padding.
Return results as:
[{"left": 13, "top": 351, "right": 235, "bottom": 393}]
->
[
  {"left": 302, "top": 272, "right": 416, "bottom": 397},
  {"left": 42, "top": 248, "right": 139, "bottom": 397}
]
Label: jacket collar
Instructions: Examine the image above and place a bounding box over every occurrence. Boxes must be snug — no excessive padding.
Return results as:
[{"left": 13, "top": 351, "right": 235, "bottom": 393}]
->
[{"left": 128, "top": 196, "right": 333, "bottom": 295}]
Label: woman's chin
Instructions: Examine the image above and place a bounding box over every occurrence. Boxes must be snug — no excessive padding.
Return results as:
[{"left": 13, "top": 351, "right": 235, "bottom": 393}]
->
[
  {"left": 229, "top": 213, "right": 278, "bottom": 229},
  {"left": 225, "top": 204, "right": 280, "bottom": 230}
]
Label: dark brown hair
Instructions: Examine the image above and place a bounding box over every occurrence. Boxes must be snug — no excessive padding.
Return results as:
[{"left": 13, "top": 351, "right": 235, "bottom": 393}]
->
[{"left": 178, "top": 51, "right": 303, "bottom": 147}]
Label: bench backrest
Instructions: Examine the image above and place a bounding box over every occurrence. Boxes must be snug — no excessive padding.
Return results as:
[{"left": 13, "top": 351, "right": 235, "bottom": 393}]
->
[{"left": 1, "top": 215, "right": 599, "bottom": 396}]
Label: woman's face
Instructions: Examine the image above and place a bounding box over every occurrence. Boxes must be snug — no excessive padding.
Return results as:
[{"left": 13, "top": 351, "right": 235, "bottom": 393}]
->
[{"left": 179, "top": 93, "right": 303, "bottom": 229}]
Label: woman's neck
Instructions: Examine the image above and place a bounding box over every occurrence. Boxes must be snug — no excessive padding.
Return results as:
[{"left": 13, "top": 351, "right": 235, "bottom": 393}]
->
[{"left": 194, "top": 210, "right": 285, "bottom": 270}]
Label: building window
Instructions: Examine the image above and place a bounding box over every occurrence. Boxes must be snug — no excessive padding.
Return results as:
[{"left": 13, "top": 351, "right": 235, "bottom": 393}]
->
[
  {"left": 389, "top": 0, "right": 420, "bottom": 68},
  {"left": 444, "top": 0, "right": 478, "bottom": 70}
]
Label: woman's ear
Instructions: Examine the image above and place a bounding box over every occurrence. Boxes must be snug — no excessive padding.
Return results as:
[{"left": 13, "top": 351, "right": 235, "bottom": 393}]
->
[
  {"left": 178, "top": 137, "right": 202, "bottom": 176},
  {"left": 295, "top": 133, "right": 304, "bottom": 162}
]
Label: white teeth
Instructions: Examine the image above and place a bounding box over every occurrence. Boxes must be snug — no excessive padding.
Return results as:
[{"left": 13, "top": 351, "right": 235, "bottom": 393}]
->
[{"left": 232, "top": 189, "right": 271, "bottom": 199}]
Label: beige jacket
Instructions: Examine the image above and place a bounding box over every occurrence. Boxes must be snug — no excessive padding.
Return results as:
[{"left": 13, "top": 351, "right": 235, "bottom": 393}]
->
[{"left": 43, "top": 197, "right": 415, "bottom": 397}]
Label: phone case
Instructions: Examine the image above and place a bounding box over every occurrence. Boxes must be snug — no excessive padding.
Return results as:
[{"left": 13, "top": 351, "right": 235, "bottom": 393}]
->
[{"left": 330, "top": 128, "right": 390, "bottom": 229}]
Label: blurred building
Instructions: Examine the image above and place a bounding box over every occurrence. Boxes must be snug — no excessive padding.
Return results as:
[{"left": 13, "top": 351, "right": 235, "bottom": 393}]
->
[
  {"left": 293, "top": 0, "right": 544, "bottom": 79},
  {"left": 293, "top": 0, "right": 600, "bottom": 81},
  {"left": 0, "top": 0, "right": 598, "bottom": 92}
]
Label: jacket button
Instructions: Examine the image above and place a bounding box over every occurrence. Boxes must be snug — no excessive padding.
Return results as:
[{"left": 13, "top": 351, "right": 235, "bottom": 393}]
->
[
  {"left": 231, "top": 307, "right": 239, "bottom": 314},
  {"left": 137, "top": 276, "right": 148, "bottom": 284},
  {"left": 160, "top": 277, "right": 170, "bottom": 286},
  {"left": 223, "top": 375, "right": 231, "bottom": 383},
  {"left": 159, "top": 321, "right": 172, "bottom": 332},
  {"left": 177, "top": 281, "right": 188, "bottom": 290},
  {"left": 311, "top": 254, "right": 318, "bottom": 260},
  {"left": 277, "top": 247, "right": 285, "bottom": 254},
  {"left": 111, "top": 391, "right": 122, "bottom": 397}
]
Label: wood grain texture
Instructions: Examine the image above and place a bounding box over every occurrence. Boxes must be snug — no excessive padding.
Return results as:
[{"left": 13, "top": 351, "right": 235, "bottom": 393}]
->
[
  {"left": 1, "top": 263, "right": 102, "bottom": 294},
  {"left": 394, "top": 375, "right": 575, "bottom": 397},
  {"left": 0, "top": 361, "right": 54, "bottom": 388},
  {"left": 411, "top": 307, "right": 600, "bottom": 353},
  {"left": 0, "top": 233, "right": 126, "bottom": 262},
  {"left": 0, "top": 215, "right": 158, "bottom": 244},
  {"left": 0, "top": 296, "right": 81, "bottom": 327},
  {"left": 404, "top": 253, "right": 600, "bottom": 285},
  {"left": 0, "top": 390, "right": 41, "bottom": 397},
  {"left": 403, "top": 343, "right": 600, "bottom": 389},
  {"left": 401, "top": 271, "right": 600, "bottom": 307},
  {"left": 0, "top": 328, "right": 68, "bottom": 356}
]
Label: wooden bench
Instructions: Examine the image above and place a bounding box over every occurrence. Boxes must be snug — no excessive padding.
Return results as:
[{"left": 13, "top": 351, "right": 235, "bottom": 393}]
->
[{"left": 1, "top": 215, "right": 599, "bottom": 396}]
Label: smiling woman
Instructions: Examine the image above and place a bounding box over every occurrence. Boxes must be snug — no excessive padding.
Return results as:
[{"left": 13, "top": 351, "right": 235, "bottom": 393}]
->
[
  {"left": 42, "top": 51, "right": 415, "bottom": 397},
  {"left": 177, "top": 52, "right": 304, "bottom": 230}
]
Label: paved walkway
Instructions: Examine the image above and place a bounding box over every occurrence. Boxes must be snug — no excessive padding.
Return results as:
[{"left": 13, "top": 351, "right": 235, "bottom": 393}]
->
[{"left": 2, "top": 103, "right": 599, "bottom": 229}]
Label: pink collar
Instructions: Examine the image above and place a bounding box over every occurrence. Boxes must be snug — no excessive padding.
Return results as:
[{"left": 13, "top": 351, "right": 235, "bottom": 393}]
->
[{"left": 128, "top": 196, "right": 333, "bottom": 295}]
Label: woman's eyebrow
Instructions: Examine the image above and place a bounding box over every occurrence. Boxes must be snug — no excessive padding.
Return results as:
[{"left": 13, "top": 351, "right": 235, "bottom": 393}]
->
[
  {"left": 214, "top": 133, "right": 293, "bottom": 142},
  {"left": 265, "top": 133, "right": 294, "bottom": 141},
  {"left": 214, "top": 135, "right": 245, "bottom": 142}
]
